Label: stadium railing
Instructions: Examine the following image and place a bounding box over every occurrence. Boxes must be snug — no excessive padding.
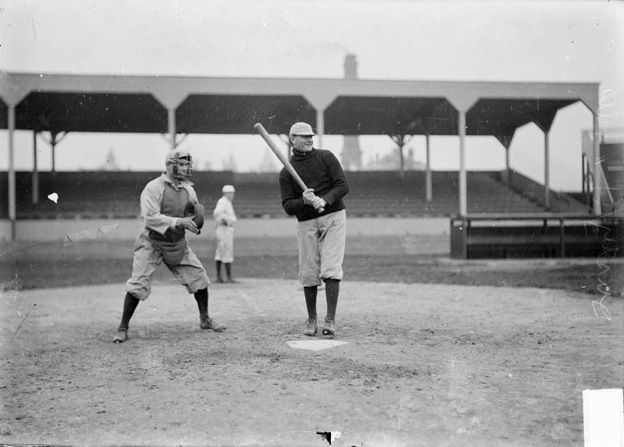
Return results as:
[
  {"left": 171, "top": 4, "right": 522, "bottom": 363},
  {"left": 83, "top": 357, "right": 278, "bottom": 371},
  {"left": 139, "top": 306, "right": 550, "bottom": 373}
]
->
[{"left": 450, "top": 213, "right": 622, "bottom": 259}]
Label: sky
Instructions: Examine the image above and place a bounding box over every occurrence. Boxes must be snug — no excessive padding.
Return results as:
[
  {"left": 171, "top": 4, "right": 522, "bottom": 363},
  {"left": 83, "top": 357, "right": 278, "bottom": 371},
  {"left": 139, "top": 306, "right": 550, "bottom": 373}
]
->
[{"left": 1, "top": 0, "right": 623, "bottom": 190}]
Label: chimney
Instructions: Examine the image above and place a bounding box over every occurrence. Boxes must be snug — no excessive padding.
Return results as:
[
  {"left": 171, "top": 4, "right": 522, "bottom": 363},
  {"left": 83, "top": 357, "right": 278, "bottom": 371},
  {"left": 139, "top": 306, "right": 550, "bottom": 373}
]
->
[
  {"left": 344, "top": 54, "right": 358, "bottom": 80},
  {"left": 342, "top": 53, "right": 361, "bottom": 170}
]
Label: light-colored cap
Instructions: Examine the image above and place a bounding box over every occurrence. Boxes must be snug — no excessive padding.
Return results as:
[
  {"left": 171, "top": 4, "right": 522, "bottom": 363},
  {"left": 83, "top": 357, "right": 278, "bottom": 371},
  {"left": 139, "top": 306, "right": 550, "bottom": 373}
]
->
[
  {"left": 289, "top": 122, "right": 316, "bottom": 136},
  {"left": 222, "top": 185, "right": 235, "bottom": 193}
]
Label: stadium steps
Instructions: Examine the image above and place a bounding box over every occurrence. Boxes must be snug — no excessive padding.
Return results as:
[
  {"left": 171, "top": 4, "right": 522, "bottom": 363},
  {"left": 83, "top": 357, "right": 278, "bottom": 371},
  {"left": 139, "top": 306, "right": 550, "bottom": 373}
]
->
[{"left": 492, "top": 170, "right": 591, "bottom": 214}]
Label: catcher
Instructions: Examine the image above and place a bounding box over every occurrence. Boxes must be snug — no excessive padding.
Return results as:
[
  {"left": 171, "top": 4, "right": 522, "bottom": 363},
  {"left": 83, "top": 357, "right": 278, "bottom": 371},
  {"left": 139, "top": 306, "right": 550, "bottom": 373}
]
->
[{"left": 113, "top": 149, "right": 225, "bottom": 343}]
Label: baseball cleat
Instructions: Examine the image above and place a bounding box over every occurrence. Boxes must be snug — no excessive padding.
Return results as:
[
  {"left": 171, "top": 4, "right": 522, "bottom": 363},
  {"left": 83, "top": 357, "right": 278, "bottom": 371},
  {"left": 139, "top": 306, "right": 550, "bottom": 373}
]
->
[
  {"left": 303, "top": 319, "right": 318, "bottom": 336},
  {"left": 215, "top": 277, "right": 225, "bottom": 283},
  {"left": 113, "top": 329, "right": 128, "bottom": 343},
  {"left": 200, "top": 316, "right": 226, "bottom": 332},
  {"left": 321, "top": 320, "right": 335, "bottom": 339}
]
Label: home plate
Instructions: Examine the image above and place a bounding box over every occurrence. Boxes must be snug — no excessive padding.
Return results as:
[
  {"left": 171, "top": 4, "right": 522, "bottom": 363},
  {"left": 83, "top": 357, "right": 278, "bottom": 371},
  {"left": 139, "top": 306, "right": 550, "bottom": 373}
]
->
[{"left": 287, "top": 340, "right": 348, "bottom": 351}]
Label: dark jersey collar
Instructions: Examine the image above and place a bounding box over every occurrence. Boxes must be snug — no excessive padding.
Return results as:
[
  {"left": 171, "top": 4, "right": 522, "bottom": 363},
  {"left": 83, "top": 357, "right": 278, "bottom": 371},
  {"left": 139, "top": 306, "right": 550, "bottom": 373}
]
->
[{"left": 291, "top": 148, "right": 316, "bottom": 160}]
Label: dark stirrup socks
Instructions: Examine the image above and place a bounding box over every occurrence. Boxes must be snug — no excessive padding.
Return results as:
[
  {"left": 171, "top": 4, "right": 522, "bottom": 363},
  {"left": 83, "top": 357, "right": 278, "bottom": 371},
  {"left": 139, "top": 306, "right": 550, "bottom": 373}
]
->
[
  {"left": 304, "top": 286, "right": 318, "bottom": 321},
  {"left": 194, "top": 287, "right": 209, "bottom": 316},
  {"left": 325, "top": 279, "right": 340, "bottom": 322},
  {"left": 225, "top": 263, "right": 232, "bottom": 279},
  {"left": 119, "top": 292, "right": 140, "bottom": 330}
]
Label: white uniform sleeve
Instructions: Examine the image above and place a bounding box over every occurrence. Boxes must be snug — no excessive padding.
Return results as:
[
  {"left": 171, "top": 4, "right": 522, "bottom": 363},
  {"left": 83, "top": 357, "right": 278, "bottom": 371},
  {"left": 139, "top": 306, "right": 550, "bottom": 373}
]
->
[
  {"left": 141, "top": 179, "right": 178, "bottom": 234},
  {"left": 213, "top": 197, "right": 237, "bottom": 225}
]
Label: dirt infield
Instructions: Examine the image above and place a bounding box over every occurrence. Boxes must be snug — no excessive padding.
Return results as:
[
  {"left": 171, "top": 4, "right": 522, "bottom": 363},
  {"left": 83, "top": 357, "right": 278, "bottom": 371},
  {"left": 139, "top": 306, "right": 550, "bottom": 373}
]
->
[{"left": 1, "top": 279, "right": 622, "bottom": 446}]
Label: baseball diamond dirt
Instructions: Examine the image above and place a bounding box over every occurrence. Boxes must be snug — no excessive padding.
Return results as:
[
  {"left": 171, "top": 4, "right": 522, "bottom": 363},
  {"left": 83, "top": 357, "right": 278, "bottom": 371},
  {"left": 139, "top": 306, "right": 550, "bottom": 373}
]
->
[
  {"left": 0, "top": 279, "right": 623, "bottom": 445},
  {"left": 0, "top": 231, "right": 623, "bottom": 446}
]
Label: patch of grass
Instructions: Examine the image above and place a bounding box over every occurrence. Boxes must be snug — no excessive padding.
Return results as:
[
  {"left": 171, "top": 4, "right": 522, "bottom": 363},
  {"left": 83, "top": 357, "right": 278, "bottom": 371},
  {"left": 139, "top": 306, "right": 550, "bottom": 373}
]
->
[{"left": 2, "top": 247, "right": 622, "bottom": 297}]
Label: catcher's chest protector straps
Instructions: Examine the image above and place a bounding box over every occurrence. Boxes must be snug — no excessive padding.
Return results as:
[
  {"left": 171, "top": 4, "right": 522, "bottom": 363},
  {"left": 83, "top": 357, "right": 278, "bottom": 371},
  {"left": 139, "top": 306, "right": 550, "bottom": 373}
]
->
[{"left": 161, "top": 184, "right": 190, "bottom": 217}]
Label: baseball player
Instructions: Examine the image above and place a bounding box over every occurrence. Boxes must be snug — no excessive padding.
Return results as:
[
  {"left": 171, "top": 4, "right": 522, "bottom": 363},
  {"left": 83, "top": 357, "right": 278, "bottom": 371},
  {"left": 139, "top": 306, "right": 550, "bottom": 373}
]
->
[
  {"left": 278, "top": 122, "right": 349, "bottom": 338},
  {"left": 213, "top": 184, "right": 237, "bottom": 283},
  {"left": 113, "top": 149, "right": 225, "bottom": 343}
]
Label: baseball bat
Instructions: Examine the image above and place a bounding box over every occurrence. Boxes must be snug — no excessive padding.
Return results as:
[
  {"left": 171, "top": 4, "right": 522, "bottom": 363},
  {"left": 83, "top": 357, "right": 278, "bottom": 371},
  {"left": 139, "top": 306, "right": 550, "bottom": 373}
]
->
[{"left": 253, "top": 122, "right": 324, "bottom": 212}]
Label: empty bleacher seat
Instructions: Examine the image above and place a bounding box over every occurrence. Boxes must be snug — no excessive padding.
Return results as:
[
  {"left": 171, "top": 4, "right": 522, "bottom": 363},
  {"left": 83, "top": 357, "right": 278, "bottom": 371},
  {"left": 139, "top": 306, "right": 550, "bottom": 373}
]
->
[{"left": 4, "top": 169, "right": 590, "bottom": 220}]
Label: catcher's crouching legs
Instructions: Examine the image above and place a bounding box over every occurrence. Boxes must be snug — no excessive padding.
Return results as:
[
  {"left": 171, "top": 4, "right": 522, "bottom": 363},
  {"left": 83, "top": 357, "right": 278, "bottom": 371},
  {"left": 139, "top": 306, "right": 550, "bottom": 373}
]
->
[
  {"left": 194, "top": 288, "right": 226, "bottom": 332},
  {"left": 113, "top": 292, "right": 140, "bottom": 343}
]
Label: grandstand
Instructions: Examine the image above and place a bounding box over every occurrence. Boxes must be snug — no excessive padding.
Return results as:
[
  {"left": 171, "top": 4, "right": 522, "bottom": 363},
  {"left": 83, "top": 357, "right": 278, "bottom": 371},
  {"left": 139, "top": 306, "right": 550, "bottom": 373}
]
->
[
  {"left": 0, "top": 169, "right": 588, "bottom": 220},
  {"left": 2, "top": 69, "right": 617, "bottom": 258}
]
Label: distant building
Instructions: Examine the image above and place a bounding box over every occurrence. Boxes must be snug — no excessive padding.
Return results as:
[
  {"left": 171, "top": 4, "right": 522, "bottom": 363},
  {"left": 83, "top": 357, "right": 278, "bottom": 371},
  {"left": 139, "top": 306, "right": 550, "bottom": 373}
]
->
[
  {"left": 364, "top": 147, "right": 425, "bottom": 171},
  {"left": 343, "top": 53, "right": 358, "bottom": 80},
  {"left": 99, "top": 148, "right": 120, "bottom": 171},
  {"left": 342, "top": 135, "right": 362, "bottom": 170},
  {"left": 222, "top": 153, "right": 237, "bottom": 171},
  {"left": 258, "top": 149, "right": 279, "bottom": 172}
]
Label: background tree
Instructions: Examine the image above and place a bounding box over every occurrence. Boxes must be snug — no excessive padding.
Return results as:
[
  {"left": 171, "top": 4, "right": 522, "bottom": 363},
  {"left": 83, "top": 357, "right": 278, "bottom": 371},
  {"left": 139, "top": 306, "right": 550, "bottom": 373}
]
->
[{"left": 388, "top": 133, "right": 414, "bottom": 179}]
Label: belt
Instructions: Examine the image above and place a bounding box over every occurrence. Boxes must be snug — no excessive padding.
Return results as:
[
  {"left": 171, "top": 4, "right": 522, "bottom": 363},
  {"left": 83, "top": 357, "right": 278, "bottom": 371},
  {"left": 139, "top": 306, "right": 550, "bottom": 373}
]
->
[{"left": 148, "top": 228, "right": 185, "bottom": 243}]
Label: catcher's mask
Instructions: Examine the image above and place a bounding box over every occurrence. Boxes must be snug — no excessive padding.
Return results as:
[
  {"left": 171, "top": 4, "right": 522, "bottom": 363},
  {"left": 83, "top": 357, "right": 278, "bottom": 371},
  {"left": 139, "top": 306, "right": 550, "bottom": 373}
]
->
[{"left": 165, "top": 150, "right": 193, "bottom": 182}]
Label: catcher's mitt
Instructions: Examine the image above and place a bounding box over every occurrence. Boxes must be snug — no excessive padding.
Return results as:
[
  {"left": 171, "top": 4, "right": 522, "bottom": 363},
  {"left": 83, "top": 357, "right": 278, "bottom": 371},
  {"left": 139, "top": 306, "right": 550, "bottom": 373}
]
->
[
  {"left": 191, "top": 203, "right": 205, "bottom": 230},
  {"left": 184, "top": 202, "right": 205, "bottom": 231}
]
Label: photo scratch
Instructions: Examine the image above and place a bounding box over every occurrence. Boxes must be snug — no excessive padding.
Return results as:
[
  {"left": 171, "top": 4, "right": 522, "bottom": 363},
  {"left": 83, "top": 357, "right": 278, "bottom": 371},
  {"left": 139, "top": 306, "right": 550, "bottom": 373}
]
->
[{"left": 10, "top": 303, "right": 37, "bottom": 343}]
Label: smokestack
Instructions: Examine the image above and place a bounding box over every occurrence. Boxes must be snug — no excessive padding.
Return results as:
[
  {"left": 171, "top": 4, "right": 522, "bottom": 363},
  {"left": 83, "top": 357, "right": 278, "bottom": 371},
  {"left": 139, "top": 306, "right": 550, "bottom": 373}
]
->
[
  {"left": 342, "top": 53, "right": 361, "bottom": 170},
  {"left": 344, "top": 54, "right": 358, "bottom": 80}
]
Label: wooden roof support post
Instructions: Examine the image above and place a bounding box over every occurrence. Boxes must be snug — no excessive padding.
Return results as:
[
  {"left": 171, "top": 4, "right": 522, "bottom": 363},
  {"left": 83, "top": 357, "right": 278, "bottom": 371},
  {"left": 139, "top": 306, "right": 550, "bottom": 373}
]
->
[
  {"left": 1, "top": 76, "right": 31, "bottom": 241},
  {"left": 574, "top": 86, "right": 600, "bottom": 216},
  {"left": 448, "top": 93, "right": 477, "bottom": 217},
  {"left": 316, "top": 108, "right": 325, "bottom": 148},
  {"left": 544, "top": 129, "right": 551, "bottom": 210},
  {"left": 8, "top": 105, "right": 16, "bottom": 240},
  {"left": 152, "top": 86, "right": 188, "bottom": 152},
  {"left": 533, "top": 114, "right": 556, "bottom": 212},
  {"left": 495, "top": 132, "right": 515, "bottom": 186},
  {"left": 458, "top": 109, "right": 467, "bottom": 216},
  {"left": 425, "top": 134, "right": 432, "bottom": 204},
  {"left": 592, "top": 110, "right": 602, "bottom": 216},
  {"left": 40, "top": 132, "right": 68, "bottom": 174},
  {"left": 304, "top": 89, "right": 336, "bottom": 151},
  {"left": 505, "top": 146, "right": 511, "bottom": 185},
  {"left": 168, "top": 107, "right": 176, "bottom": 151},
  {"left": 33, "top": 131, "right": 39, "bottom": 204}
]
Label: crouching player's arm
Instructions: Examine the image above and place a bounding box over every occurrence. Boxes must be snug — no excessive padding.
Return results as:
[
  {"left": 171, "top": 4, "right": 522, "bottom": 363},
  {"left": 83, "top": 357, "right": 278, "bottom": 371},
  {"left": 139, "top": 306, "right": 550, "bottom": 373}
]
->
[{"left": 140, "top": 180, "right": 199, "bottom": 234}]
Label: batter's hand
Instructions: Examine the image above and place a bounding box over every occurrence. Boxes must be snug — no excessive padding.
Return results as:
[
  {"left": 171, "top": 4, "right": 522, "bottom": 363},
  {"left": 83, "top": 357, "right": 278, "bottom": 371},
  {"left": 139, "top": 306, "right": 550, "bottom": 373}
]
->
[
  {"left": 178, "top": 217, "right": 200, "bottom": 234},
  {"left": 302, "top": 188, "right": 316, "bottom": 206},
  {"left": 310, "top": 196, "right": 326, "bottom": 212},
  {"left": 303, "top": 188, "right": 325, "bottom": 213}
]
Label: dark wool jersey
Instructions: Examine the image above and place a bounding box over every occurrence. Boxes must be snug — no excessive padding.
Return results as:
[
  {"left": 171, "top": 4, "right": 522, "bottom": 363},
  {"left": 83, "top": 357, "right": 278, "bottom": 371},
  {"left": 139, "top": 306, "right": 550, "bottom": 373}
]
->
[{"left": 279, "top": 148, "right": 349, "bottom": 222}]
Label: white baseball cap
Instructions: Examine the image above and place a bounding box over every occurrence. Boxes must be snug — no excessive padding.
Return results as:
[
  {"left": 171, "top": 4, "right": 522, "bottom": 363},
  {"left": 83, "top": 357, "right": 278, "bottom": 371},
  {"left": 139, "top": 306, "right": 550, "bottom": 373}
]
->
[
  {"left": 222, "top": 185, "right": 235, "bottom": 193},
  {"left": 289, "top": 122, "right": 316, "bottom": 136}
]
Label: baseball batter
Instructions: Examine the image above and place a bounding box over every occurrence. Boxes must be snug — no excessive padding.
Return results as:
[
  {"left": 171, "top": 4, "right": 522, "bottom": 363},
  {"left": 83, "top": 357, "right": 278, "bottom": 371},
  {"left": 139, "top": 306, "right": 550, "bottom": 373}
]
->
[
  {"left": 279, "top": 122, "right": 349, "bottom": 338},
  {"left": 213, "top": 184, "right": 237, "bottom": 283},
  {"left": 113, "top": 149, "right": 225, "bottom": 343}
]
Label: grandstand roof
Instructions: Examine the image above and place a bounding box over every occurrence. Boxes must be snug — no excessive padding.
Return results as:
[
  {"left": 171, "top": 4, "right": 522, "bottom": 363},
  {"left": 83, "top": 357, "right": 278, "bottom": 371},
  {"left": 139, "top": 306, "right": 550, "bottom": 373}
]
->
[
  {"left": 0, "top": 71, "right": 598, "bottom": 140},
  {"left": 1, "top": 71, "right": 603, "bottom": 240}
]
